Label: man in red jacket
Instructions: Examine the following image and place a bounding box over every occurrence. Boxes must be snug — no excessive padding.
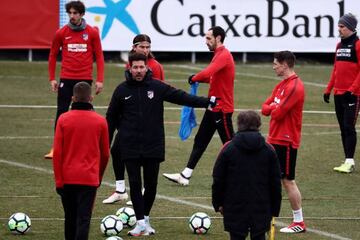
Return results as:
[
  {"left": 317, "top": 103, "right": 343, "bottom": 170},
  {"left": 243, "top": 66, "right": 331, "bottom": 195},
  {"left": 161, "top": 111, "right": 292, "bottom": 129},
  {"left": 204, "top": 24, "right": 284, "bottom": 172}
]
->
[
  {"left": 163, "top": 26, "right": 235, "bottom": 186},
  {"left": 53, "top": 81, "right": 110, "bottom": 240},
  {"left": 261, "top": 51, "right": 306, "bottom": 234},
  {"left": 45, "top": 0, "right": 105, "bottom": 159},
  {"left": 324, "top": 13, "right": 359, "bottom": 173}
]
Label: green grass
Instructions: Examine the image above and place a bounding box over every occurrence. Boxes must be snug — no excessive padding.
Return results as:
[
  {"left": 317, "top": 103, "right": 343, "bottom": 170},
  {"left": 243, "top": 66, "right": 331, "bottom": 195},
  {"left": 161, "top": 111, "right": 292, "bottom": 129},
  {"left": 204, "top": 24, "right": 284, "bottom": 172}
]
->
[{"left": 0, "top": 61, "right": 360, "bottom": 239}]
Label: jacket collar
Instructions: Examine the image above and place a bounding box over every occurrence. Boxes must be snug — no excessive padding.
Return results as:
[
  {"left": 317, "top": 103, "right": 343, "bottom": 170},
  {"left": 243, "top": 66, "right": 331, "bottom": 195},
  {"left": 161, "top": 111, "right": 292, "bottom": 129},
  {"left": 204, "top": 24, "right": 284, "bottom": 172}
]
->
[
  {"left": 71, "top": 102, "right": 93, "bottom": 110},
  {"left": 341, "top": 32, "right": 358, "bottom": 45}
]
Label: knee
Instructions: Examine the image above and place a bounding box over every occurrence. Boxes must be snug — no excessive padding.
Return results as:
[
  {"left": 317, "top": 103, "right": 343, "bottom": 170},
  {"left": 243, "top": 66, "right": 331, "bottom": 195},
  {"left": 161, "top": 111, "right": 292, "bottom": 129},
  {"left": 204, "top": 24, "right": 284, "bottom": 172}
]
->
[{"left": 282, "top": 179, "right": 296, "bottom": 190}]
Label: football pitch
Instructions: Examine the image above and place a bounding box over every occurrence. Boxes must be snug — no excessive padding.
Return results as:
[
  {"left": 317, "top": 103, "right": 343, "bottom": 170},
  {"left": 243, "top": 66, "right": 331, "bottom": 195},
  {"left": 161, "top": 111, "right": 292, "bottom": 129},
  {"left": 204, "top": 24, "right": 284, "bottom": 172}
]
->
[{"left": 0, "top": 61, "right": 359, "bottom": 239}]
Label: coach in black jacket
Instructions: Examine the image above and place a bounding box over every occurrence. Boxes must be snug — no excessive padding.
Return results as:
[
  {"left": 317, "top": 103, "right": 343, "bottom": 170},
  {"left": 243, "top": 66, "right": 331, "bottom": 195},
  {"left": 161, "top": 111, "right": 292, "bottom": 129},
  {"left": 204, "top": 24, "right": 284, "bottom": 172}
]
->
[
  {"left": 107, "top": 53, "right": 213, "bottom": 236},
  {"left": 212, "top": 111, "right": 282, "bottom": 240}
]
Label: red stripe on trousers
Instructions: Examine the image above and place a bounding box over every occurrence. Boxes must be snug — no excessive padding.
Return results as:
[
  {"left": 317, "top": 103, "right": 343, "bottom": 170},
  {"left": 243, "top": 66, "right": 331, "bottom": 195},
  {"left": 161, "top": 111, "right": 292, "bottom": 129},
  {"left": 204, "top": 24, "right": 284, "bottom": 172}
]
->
[
  {"left": 222, "top": 113, "right": 231, "bottom": 140},
  {"left": 286, "top": 145, "right": 290, "bottom": 175}
]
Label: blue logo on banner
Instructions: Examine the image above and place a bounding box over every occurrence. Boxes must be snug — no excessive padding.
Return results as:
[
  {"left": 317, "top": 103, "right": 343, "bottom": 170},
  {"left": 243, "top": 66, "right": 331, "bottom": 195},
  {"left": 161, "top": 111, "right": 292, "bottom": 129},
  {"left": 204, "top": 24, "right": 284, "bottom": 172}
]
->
[{"left": 87, "top": 0, "right": 140, "bottom": 39}]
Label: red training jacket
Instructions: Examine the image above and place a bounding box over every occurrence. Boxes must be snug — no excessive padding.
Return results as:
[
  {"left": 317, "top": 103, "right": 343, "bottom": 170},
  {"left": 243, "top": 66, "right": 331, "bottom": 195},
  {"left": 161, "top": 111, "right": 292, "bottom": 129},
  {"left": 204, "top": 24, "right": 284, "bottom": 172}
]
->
[
  {"left": 125, "top": 57, "right": 164, "bottom": 81},
  {"left": 48, "top": 25, "right": 104, "bottom": 82},
  {"left": 53, "top": 109, "right": 110, "bottom": 188},
  {"left": 261, "top": 74, "right": 305, "bottom": 148},
  {"left": 192, "top": 46, "right": 235, "bottom": 113},
  {"left": 325, "top": 36, "right": 360, "bottom": 95}
]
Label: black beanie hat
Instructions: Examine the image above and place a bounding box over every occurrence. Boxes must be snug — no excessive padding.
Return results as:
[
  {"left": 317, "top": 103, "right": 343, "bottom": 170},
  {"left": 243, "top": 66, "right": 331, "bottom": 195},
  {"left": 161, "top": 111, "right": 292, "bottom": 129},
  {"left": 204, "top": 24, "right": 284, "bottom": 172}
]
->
[{"left": 338, "top": 13, "right": 357, "bottom": 32}]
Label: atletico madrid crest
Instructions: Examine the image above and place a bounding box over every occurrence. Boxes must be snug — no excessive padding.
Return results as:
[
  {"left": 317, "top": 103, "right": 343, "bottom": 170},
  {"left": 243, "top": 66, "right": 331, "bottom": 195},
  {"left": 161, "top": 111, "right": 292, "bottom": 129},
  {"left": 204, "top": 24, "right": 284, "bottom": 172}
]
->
[
  {"left": 147, "top": 91, "right": 154, "bottom": 99},
  {"left": 82, "top": 33, "right": 88, "bottom": 40}
]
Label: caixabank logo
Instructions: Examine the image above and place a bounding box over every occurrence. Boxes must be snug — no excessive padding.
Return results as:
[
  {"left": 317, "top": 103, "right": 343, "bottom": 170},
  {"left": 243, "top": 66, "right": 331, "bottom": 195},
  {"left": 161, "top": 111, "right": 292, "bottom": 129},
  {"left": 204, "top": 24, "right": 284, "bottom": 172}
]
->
[{"left": 87, "top": 0, "right": 140, "bottom": 39}]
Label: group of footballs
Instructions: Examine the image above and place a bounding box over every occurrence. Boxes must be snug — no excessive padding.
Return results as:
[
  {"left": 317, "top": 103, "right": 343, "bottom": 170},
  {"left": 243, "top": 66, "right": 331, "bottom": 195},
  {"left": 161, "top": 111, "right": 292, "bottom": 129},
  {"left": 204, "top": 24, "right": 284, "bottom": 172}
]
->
[{"left": 7, "top": 209, "right": 211, "bottom": 237}]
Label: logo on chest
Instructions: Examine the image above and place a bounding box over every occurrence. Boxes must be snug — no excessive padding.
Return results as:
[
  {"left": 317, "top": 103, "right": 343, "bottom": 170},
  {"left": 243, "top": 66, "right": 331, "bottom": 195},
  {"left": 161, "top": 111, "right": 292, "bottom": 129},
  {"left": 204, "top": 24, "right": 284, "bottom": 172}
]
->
[
  {"left": 147, "top": 91, "right": 154, "bottom": 99},
  {"left": 67, "top": 44, "right": 87, "bottom": 52},
  {"left": 82, "top": 33, "right": 88, "bottom": 41}
]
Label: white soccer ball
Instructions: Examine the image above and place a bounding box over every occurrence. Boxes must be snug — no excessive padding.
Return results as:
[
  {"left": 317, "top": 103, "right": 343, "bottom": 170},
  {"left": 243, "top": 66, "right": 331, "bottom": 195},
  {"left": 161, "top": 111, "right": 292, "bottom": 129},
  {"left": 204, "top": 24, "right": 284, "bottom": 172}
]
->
[
  {"left": 8, "top": 212, "right": 31, "bottom": 234},
  {"left": 188, "top": 212, "right": 211, "bottom": 234},
  {"left": 116, "top": 207, "right": 137, "bottom": 228},
  {"left": 106, "top": 236, "right": 123, "bottom": 240},
  {"left": 100, "top": 215, "right": 123, "bottom": 236}
]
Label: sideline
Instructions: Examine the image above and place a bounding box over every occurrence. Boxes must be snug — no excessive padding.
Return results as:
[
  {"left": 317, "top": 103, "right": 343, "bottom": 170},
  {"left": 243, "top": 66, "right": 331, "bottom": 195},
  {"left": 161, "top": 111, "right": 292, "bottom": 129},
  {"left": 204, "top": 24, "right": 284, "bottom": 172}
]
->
[{"left": 0, "top": 159, "right": 352, "bottom": 240}]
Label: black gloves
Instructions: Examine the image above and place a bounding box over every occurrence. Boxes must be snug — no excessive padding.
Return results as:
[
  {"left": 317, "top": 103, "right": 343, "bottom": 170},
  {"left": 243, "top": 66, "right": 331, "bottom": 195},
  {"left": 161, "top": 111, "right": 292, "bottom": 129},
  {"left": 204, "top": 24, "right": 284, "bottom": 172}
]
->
[
  {"left": 344, "top": 91, "right": 355, "bottom": 103},
  {"left": 188, "top": 74, "right": 195, "bottom": 85},
  {"left": 323, "top": 93, "right": 330, "bottom": 103},
  {"left": 208, "top": 96, "right": 217, "bottom": 108},
  {"left": 56, "top": 187, "right": 64, "bottom": 196}
]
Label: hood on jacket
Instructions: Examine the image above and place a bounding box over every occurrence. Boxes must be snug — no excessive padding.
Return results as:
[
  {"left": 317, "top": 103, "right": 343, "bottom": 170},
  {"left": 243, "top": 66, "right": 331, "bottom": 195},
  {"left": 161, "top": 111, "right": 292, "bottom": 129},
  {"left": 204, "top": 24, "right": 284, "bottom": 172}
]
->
[{"left": 232, "top": 131, "right": 265, "bottom": 152}]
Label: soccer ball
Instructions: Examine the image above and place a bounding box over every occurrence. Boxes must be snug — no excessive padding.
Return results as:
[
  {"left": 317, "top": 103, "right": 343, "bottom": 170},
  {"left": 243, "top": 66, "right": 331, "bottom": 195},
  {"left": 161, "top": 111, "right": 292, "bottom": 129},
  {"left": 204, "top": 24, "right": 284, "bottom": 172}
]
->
[
  {"left": 106, "top": 236, "right": 123, "bottom": 240},
  {"left": 8, "top": 212, "right": 31, "bottom": 234},
  {"left": 116, "top": 207, "right": 136, "bottom": 228},
  {"left": 188, "top": 212, "right": 211, "bottom": 234},
  {"left": 100, "top": 215, "right": 123, "bottom": 236}
]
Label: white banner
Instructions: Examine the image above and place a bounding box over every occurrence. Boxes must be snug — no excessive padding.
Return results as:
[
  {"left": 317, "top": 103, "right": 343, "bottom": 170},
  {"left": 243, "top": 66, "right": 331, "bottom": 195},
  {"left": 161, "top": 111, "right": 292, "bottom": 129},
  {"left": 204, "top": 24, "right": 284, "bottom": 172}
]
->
[{"left": 79, "top": 0, "right": 360, "bottom": 52}]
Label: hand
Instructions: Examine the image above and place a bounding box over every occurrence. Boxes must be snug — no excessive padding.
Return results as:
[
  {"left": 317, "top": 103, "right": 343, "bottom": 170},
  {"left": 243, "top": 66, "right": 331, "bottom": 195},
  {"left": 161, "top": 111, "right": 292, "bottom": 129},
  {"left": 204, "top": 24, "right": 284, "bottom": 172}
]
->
[
  {"left": 344, "top": 91, "right": 356, "bottom": 103},
  {"left": 188, "top": 74, "right": 195, "bottom": 85},
  {"left": 208, "top": 96, "right": 217, "bottom": 109},
  {"left": 218, "top": 206, "right": 224, "bottom": 215},
  {"left": 323, "top": 93, "right": 330, "bottom": 103},
  {"left": 50, "top": 80, "right": 58, "bottom": 92},
  {"left": 56, "top": 187, "right": 64, "bottom": 196},
  {"left": 95, "top": 82, "right": 104, "bottom": 95}
]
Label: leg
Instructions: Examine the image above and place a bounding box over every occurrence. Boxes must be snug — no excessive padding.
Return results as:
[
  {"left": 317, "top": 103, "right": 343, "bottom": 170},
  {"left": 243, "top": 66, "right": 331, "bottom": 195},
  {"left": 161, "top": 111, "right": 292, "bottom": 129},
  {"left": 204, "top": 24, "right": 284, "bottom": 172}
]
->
[
  {"left": 342, "top": 95, "right": 360, "bottom": 159},
  {"left": 74, "top": 186, "right": 97, "bottom": 240},
  {"left": 282, "top": 179, "right": 302, "bottom": 212},
  {"left": 125, "top": 159, "right": 144, "bottom": 220},
  {"left": 334, "top": 95, "right": 347, "bottom": 157},
  {"left": 186, "top": 110, "right": 217, "bottom": 170},
  {"left": 215, "top": 112, "right": 234, "bottom": 144},
  {"left": 143, "top": 159, "right": 160, "bottom": 216},
  {"left": 61, "top": 185, "right": 78, "bottom": 240},
  {"left": 230, "top": 232, "right": 247, "bottom": 240},
  {"left": 250, "top": 232, "right": 266, "bottom": 240}
]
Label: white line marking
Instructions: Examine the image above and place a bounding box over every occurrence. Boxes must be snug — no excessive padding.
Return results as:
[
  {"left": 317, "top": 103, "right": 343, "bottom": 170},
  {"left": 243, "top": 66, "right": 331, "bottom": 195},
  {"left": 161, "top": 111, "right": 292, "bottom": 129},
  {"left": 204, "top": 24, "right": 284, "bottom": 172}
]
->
[
  {"left": 0, "top": 159, "right": 352, "bottom": 240},
  {"left": 0, "top": 104, "right": 336, "bottom": 114}
]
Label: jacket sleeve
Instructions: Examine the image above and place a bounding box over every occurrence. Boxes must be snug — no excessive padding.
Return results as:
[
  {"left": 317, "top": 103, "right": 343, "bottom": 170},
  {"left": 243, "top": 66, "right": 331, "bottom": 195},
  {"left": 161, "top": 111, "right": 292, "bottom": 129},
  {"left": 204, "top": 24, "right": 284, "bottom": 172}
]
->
[
  {"left": 92, "top": 28, "right": 105, "bottom": 83},
  {"left": 99, "top": 119, "right": 110, "bottom": 183},
  {"left": 212, "top": 145, "right": 228, "bottom": 212},
  {"left": 153, "top": 62, "right": 165, "bottom": 81},
  {"left": 48, "top": 30, "right": 62, "bottom": 80},
  {"left": 261, "top": 87, "right": 277, "bottom": 116},
  {"left": 162, "top": 83, "right": 209, "bottom": 108},
  {"left": 325, "top": 45, "right": 339, "bottom": 94},
  {"left": 192, "top": 52, "right": 228, "bottom": 83},
  {"left": 52, "top": 116, "right": 64, "bottom": 188},
  {"left": 106, "top": 86, "right": 122, "bottom": 144},
  {"left": 348, "top": 41, "right": 360, "bottom": 93},
  {"left": 270, "top": 81, "right": 303, "bottom": 121},
  {"left": 267, "top": 144, "right": 282, "bottom": 217}
]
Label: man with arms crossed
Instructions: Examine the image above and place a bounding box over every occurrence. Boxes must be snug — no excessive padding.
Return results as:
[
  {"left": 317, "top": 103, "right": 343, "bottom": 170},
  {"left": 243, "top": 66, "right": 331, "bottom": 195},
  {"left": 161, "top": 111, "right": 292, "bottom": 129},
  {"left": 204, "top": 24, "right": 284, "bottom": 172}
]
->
[{"left": 261, "top": 51, "right": 306, "bottom": 233}]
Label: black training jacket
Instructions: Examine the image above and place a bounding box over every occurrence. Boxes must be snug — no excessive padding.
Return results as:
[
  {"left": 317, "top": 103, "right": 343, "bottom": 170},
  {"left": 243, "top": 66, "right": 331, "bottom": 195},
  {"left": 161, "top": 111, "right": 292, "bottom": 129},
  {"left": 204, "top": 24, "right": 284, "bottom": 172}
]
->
[
  {"left": 107, "top": 70, "right": 209, "bottom": 161},
  {"left": 212, "top": 131, "right": 282, "bottom": 235}
]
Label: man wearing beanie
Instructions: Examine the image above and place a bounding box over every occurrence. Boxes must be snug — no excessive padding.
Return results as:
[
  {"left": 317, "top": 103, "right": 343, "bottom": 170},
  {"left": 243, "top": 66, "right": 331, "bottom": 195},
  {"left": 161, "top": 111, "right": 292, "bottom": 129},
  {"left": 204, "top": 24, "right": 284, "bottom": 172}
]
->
[{"left": 324, "top": 13, "right": 360, "bottom": 173}]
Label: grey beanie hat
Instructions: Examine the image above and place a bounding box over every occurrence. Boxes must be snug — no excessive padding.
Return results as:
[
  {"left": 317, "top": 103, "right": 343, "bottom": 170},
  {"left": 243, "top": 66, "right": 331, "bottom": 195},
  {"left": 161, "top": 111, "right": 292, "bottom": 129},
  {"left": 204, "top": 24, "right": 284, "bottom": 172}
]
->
[{"left": 338, "top": 13, "right": 357, "bottom": 31}]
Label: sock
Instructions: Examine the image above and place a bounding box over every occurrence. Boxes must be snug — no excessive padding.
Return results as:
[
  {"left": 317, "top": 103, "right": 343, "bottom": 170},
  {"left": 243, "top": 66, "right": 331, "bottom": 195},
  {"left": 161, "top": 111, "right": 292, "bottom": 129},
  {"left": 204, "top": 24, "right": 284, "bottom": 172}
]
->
[
  {"left": 115, "top": 180, "right": 126, "bottom": 193},
  {"left": 181, "top": 168, "right": 193, "bottom": 179},
  {"left": 293, "top": 208, "right": 304, "bottom": 223},
  {"left": 144, "top": 215, "right": 149, "bottom": 223},
  {"left": 345, "top": 158, "right": 355, "bottom": 165}
]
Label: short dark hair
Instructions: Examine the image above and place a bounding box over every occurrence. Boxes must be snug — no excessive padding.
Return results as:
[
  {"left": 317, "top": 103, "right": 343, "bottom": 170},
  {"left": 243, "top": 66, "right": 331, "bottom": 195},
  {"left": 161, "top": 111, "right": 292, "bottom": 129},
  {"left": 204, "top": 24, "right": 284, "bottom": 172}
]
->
[
  {"left": 209, "top": 26, "right": 226, "bottom": 43},
  {"left": 66, "top": 1, "right": 85, "bottom": 14},
  {"left": 274, "top": 51, "right": 296, "bottom": 68},
  {"left": 128, "top": 52, "right": 147, "bottom": 66},
  {"left": 237, "top": 110, "right": 261, "bottom": 132},
  {"left": 73, "top": 82, "right": 91, "bottom": 102}
]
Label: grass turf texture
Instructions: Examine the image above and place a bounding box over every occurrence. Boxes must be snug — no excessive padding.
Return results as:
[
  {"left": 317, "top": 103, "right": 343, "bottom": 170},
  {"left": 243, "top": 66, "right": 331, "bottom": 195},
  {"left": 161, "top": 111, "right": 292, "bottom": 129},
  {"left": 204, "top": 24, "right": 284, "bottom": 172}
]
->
[{"left": 0, "top": 61, "right": 359, "bottom": 239}]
